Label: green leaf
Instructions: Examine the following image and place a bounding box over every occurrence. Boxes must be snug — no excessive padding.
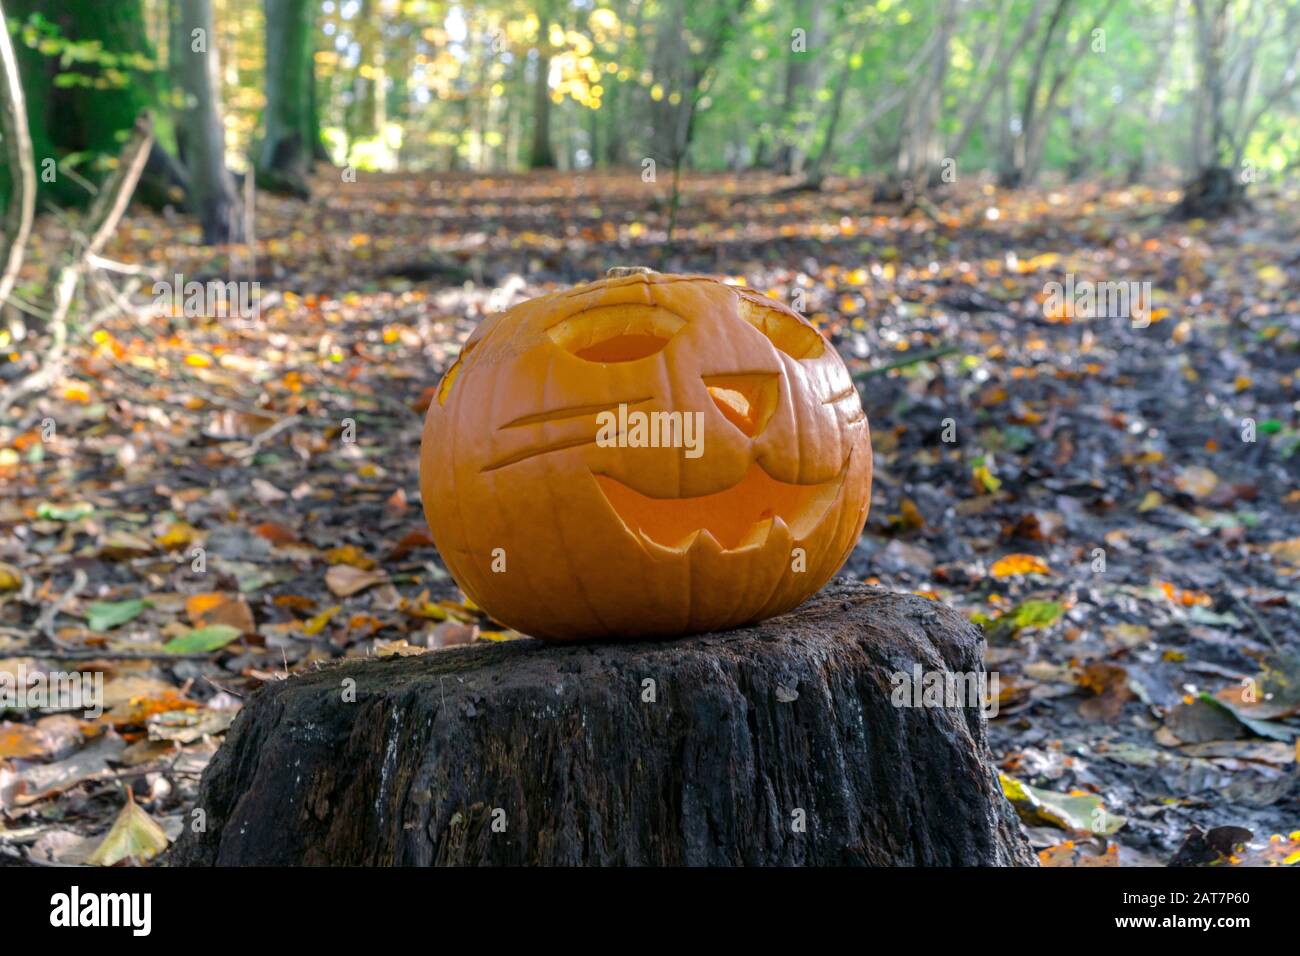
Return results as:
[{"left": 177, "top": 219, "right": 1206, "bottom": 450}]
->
[
  {"left": 980, "top": 599, "right": 1065, "bottom": 642},
  {"left": 36, "top": 501, "right": 94, "bottom": 521},
  {"left": 1000, "top": 773, "right": 1125, "bottom": 835},
  {"left": 163, "top": 625, "right": 242, "bottom": 655},
  {"left": 1008, "top": 600, "right": 1065, "bottom": 628},
  {"left": 86, "top": 599, "right": 149, "bottom": 631}
]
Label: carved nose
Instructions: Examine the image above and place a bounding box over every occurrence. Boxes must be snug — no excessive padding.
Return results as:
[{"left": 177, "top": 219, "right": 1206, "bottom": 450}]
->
[{"left": 703, "top": 373, "right": 780, "bottom": 438}]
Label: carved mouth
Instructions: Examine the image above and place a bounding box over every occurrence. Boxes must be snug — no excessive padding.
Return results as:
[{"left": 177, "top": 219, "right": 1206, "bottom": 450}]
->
[{"left": 593, "top": 460, "right": 846, "bottom": 551}]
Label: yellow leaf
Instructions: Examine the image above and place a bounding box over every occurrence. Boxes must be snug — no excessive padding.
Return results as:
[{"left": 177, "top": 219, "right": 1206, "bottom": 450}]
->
[
  {"left": 1266, "top": 538, "right": 1300, "bottom": 567},
  {"left": 156, "top": 522, "right": 197, "bottom": 549},
  {"left": 972, "top": 464, "right": 1002, "bottom": 494},
  {"left": 0, "top": 562, "right": 23, "bottom": 591},
  {"left": 990, "top": 554, "right": 1052, "bottom": 578},
  {"left": 1257, "top": 264, "right": 1286, "bottom": 287},
  {"left": 303, "top": 605, "right": 341, "bottom": 635},
  {"left": 324, "top": 545, "right": 377, "bottom": 569},
  {"left": 87, "top": 793, "right": 170, "bottom": 866},
  {"left": 1137, "top": 490, "right": 1164, "bottom": 512}
]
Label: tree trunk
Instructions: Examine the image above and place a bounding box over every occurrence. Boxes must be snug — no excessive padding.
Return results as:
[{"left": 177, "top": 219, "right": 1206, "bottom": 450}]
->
[
  {"left": 1177, "top": 0, "right": 1246, "bottom": 218},
  {"left": 774, "top": 0, "right": 822, "bottom": 176},
  {"left": 347, "top": 0, "right": 384, "bottom": 146},
  {"left": 1020, "top": 0, "right": 1119, "bottom": 185},
  {"left": 305, "top": 49, "right": 330, "bottom": 162},
  {"left": 800, "top": 7, "right": 868, "bottom": 188},
  {"left": 257, "top": 0, "right": 314, "bottom": 198},
  {"left": 948, "top": 0, "right": 1045, "bottom": 162},
  {"left": 998, "top": 0, "right": 1071, "bottom": 188},
  {"left": 3, "top": 0, "right": 162, "bottom": 206},
  {"left": 528, "top": 46, "right": 556, "bottom": 168},
  {"left": 170, "top": 0, "right": 244, "bottom": 244},
  {"left": 168, "top": 582, "right": 1034, "bottom": 867}
]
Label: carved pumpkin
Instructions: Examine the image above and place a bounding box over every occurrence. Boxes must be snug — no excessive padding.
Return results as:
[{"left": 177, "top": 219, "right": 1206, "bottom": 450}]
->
[{"left": 419, "top": 270, "right": 872, "bottom": 641}]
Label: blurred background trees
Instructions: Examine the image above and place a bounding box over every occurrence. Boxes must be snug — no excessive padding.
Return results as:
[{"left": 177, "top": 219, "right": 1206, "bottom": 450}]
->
[{"left": 1, "top": 0, "right": 1298, "bottom": 225}]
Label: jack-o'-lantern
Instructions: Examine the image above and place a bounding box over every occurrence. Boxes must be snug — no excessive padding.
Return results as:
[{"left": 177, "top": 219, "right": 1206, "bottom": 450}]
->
[{"left": 419, "top": 269, "right": 872, "bottom": 641}]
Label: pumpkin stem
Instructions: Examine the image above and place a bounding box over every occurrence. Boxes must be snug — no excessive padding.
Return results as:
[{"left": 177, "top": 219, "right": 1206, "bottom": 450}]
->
[{"left": 606, "top": 266, "right": 657, "bottom": 278}]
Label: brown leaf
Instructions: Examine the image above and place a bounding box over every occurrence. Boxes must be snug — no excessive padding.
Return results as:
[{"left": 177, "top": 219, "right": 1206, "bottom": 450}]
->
[
  {"left": 429, "top": 620, "right": 477, "bottom": 648},
  {"left": 388, "top": 528, "right": 436, "bottom": 560},
  {"left": 1077, "top": 663, "right": 1132, "bottom": 722},
  {"left": 185, "top": 592, "right": 256, "bottom": 634},
  {"left": 325, "top": 564, "right": 389, "bottom": 597},
  {"left": 1038, "top": 842, "right": 1120, "bottom": 867},
  {"left": 252, "top": 522, "right": 299, "bottom": 545}
]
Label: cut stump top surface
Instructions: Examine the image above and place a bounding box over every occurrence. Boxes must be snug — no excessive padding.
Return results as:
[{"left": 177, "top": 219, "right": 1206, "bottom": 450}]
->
[{"left": 169, "top": 581, "right": 1034, "bottom": 866}]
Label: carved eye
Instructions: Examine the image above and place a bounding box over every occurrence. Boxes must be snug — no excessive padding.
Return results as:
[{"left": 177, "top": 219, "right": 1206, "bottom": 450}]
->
[
  {"left": 704, "top": 373, "right": 780, "bottom": 438},
  {"left": 737, "top": 294, "right": 825, "bottom": 360},
  {"left": 547, "top": 305, "right": 685, "bottom": 363}
]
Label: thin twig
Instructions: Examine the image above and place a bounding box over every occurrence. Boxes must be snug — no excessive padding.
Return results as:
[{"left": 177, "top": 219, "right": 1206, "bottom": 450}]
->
[
  {"left": 0, "top": 0, "right": 36, "bottom": 310},
  {"left": 35, "top": 569, "right": 88, "bottom": 643},
  {"left": 853, "top": 345, "right": 959, "bottom": 380},
  {"left": 1231, "top": 592, "right": 1282, "bottom": 651}
]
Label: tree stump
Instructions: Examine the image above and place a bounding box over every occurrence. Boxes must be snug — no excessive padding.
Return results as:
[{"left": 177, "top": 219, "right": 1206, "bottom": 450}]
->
[{"left": 168, "top": 582, "right": 1034, "bottom": 866}]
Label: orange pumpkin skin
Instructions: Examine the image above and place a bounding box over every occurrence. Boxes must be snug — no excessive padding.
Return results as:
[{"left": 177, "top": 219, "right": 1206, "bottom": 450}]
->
[{"left": 419, "top": 271, "right": 872, "bottom": 641}]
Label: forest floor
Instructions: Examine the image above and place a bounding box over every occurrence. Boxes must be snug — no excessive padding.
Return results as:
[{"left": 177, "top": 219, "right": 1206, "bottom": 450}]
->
[{"left": 1, "top": 168, "right": 1298, "bottom": 867}]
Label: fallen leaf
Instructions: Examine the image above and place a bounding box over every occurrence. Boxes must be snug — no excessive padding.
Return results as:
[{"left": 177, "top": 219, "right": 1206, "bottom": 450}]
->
[
  {"left": 990, "top": 553, "right": 1052, "bottom": 578},
  {"left": 1265, "top": 538, "right": 1300, "bottom": 567},
  {"left": 1038, "top": 842, "right": 1120, "bottom": 867},
  {"left": 1000, "top": 773, "right": 1124, "bottom": 834},
  {"left": 252, "top": 522, "right": 299, "bottom": 546},
  {"left": 0, "top": 723, "right": 43, "bottom": 759},
  {"left": 163, "top": 624, "right": 243, "bottom": 654},
  {"left": 1174, "top": 465, "right": 1219, "bottom": 499},
  {"left": 302, "top": 604, "right": 342, "bottom": 635},
  {"left": 87, "top": 599, "right": 150, "bottom": 632},
  {"left": 86, "top": 791, "right": 170, "bottom": 866},
  {"left": 324, "top": 544, "right": 377, "bottom": 569},
  {"left": 147, "top": 707, "right": 237, "bottom": 743},
  {"left": 0, "top": 562, "right": 24, "bottom": 591},
  {"left": 325, "top": 564, "right": 389, "bottom": 597},
  {"left": 185, "top": 592, "right": 256, "bottom": 633}
]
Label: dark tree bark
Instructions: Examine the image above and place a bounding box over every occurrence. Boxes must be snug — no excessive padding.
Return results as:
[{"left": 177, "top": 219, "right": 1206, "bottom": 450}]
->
[
  {"left": 799, "top": 16, "right": 868, "bottom": 190},
  {"left": 169, "top": 582, "right": 1033, "bottom": 867},
  {"left": 3, "top": 0, "right": 162, "bottom": 206},
  {"left": 257, "top": 0, "right": 315, "bottom": 197},
  {"left": 773, "top": 0, "right": 824, "bottom": 176},
  {"left": 527, "top": 22, "right": 556, "bottom": 169},
  {"left": 170, "top": 0, "right": 244, "bottom": 244},
  {"left": 998, "top": 0, "right": 1071, "bottom": 188},
  {"left": 1176, "top": 0, "right": 1249, "bottom": 218}
]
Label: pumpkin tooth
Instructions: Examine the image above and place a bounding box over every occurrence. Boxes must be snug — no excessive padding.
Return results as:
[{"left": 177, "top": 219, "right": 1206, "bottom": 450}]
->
[
  {"left": 594, "top": 463, "right": 844, "bottom": 552},
  {"left": 687, "top": 529, "right": 724, "bottom": 554},
  {"left": 735, "top": 517, "right": 775, "bottom": 550}
]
